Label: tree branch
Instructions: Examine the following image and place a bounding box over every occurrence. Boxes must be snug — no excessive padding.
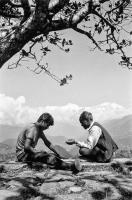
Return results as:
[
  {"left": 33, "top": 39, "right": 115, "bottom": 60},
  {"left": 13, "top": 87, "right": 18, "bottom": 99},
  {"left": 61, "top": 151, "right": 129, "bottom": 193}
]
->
[
  {"left": 107, "top": 0, "right": 130, "bottom": 14},
  {"left": 0, "top": 10, "right": 22, "bottom": 18},
  {"left": 93, "top": 10, "right": 116, "bottom": 32},
  {"left": 48, "top": 0, "right": 69, "bottom": 14},
  {"left": 0, "top": 0, "right": 131, "bottom": 71},
  {"left": 0, "top": 13, "right": 36, "bottom": 68},
  {"left": 48, "top": 1, "right": 92, "bottom": 31},
  {"left": 73, "top": 26, "right": 102, "bottom": 50},
  {"left": 70, "top": 2, "right": 91, "bottom": 26},
  {"left": 20, "top": 0, "right": 31, "bottom": 24}
]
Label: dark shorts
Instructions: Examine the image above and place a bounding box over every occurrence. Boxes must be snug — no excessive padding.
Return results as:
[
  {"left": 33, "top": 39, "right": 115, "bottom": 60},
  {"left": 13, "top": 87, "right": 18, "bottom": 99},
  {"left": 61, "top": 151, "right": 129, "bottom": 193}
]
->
[
  {"left": 17, "top": 151, "right": 61, "bottom": 167},
  {"left": 79, "top": 147, "right": 112, "bottom": 163}
]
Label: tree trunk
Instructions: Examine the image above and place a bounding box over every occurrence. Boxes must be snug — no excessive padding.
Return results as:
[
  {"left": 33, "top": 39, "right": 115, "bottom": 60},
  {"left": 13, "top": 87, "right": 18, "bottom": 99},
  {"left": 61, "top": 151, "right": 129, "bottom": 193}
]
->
[{"left": 0, "top": 15, "right": 39, "bottom": 68}]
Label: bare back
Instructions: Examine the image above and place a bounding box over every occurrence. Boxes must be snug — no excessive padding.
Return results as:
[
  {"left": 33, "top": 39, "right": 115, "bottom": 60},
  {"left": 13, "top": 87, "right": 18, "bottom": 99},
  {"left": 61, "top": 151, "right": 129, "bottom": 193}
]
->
[{"left": 16, "top": 123, "right": 40, "bottom": 160}]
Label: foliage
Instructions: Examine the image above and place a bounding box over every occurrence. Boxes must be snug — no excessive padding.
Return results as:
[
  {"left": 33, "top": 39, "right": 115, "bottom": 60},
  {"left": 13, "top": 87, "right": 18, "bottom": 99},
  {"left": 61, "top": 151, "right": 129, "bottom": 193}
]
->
[{"left": 0, "top": 0, "right": 131, "bottom": 84}]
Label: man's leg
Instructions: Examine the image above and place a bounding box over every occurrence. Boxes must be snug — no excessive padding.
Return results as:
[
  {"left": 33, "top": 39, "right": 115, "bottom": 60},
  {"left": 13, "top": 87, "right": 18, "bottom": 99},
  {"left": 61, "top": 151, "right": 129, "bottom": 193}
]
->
[
  {"left": 42, "top": 152, "right": 82, "bottom": 173},
  {"left": 79, "top": 147, "right": 107, "bottom": 162},
  {"left": 19, "top": 151, "right": 48, "bottom": 163},
  {"left": 90, "top": 147, "right": 108, "bottom": 163},
  {"left": 29, "top": 151, "right": 82, "bottom": 173},
  {"left": 79, "top": 147, "right": 95, "bottom": 161},
  {"left": 79, "top": 148, "right": 92, "bottom": 156}
]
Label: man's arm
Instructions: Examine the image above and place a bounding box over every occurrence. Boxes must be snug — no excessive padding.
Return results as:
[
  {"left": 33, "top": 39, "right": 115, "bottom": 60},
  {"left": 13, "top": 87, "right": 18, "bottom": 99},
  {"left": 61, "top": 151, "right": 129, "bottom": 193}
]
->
[
  {"left": 76, "top": 126, "right": 102, "bottom": 149},
  {"left": 41, "top": 133, "right": 61, "bottom": 158},
  {"left": 24, "top": 127, "right": 36, "bottom": 154},
  {"left": 24, "top": 138, "right": 36, "bottom": 154}
]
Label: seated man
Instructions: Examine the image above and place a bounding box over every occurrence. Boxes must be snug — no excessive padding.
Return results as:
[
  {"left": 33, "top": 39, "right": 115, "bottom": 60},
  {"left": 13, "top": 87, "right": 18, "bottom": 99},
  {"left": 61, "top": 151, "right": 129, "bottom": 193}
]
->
[
  {"left": 16, "top": 113, "right": 81, "bottom": 173},
  {"left": 67, "top": 111, "right": 118, "bottom": 163}
]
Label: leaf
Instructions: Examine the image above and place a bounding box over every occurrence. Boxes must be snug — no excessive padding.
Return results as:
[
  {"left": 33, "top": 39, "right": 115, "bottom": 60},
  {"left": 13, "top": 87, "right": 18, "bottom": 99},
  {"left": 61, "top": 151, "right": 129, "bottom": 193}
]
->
[
  {"left": 65, "top": 48, "right": 70, "bottom": 52},
  {"left": 21, "top": 50, "right": 28, "bottom": 57},
  {"left": 43, "top": 46, "right": 51, "bottom": 52},
  {"left": 60, "top": 78, "right": 67, "bottom": 86},
  {"left": 62, "top": 38, "right": 66, "bottom": 47}
]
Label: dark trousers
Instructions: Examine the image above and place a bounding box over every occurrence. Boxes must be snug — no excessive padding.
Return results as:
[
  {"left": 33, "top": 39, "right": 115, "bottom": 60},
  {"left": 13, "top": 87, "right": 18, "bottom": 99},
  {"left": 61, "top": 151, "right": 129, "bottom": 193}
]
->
[
  {"left": 19, "top": 151, "right": 73, "bottom": 170},
  {"left": 79, "top": 147, "right": 111, "bottom": 163}
]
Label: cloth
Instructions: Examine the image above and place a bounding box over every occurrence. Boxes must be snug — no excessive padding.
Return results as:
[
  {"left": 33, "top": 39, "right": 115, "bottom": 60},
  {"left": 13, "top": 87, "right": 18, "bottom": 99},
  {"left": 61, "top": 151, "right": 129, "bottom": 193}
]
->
[
  {"left": 93, "top": 122, "right": 118, "bottom": 162},
  {"left": 17, "top": 151, "right": 74, "bottom": 171},
  {"left": 77, "top": 121, "right": 102, "bottom": 149},
  {"left": 78, "top": 122, "right": 118, "bottom": 162},
  {"left": 18, "top": 151, "right": 60, "bottom": 166},
  {"left": 79, "top": 146, "right": 107, "bottom": 162}
]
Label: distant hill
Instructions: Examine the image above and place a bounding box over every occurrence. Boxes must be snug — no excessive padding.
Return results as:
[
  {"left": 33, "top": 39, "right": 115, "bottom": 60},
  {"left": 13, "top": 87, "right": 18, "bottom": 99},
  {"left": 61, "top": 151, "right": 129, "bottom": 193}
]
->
[
  {"left": 103, "top": 115, "right": 132, "bottom": 137},
  {"left": 0, "top": 115, "right": 132, "bottom": 154},
  {"left": 2, "top": 138, "right": 17, "bottom": 147},
  {"left": 0, "top": 125, "right": 22, "bottom": 141},
  {"left": 36, "top": 135, "right": 70, "bottom": 151},
  {"left": 1, "top": 136, "right": 69, "bottom": 151},
  {"left": 0, "top": 143, "right": 12, "bottom": 152},
  {"left": 68, "top": 146, "right": 80, "bottom": 158},
  {"left": 0, "top": 122, "right": 83, "bottom": 141},
  {"left": 54, "top": 145, "right": 71, "bottom": 159},
  {"left": 47, "top": 121, "right": 83, "bottom": 139},
  {"left": 0, "top": 123, "right": 81, "bottom": 151},
  {"left": 69, "top": 115, "right": 132, "bottom": 156},
  {"left": 103, "top": 115, "right": 132, "bottom": 148}
]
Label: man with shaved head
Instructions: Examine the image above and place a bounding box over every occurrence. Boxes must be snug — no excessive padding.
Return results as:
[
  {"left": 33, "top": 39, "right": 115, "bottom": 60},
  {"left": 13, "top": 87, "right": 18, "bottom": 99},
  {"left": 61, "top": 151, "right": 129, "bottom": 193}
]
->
[
  {"left": 67, "top": 111, "right": 118, "bottom": 163},
  {"left": 77, "top": 111, "right": 118, "bottom": 162}
]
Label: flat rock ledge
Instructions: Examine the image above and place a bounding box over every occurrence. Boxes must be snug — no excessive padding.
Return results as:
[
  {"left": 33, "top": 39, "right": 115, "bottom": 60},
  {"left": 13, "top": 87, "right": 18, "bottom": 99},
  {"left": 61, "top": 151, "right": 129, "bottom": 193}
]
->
[{"left": 0, "top": 158, "right": 132, "bottom": 200}]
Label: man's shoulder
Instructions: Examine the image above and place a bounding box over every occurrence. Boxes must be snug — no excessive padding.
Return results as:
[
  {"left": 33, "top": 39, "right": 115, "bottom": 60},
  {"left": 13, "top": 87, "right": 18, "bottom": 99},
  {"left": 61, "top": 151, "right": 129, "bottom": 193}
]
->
[
  {"left": 92, "top": 125, "right": 101, "bottom": 130},
  {"left": 21, "top": 123, "right": 35, "bottom": 129},
  {"left": 26, "top": 123, "right": 37, "bottom": 130},
  {"left": 23, "top": 123, "right": 37, "bottom": 136},
  {"left": 91, "top": 123, "right": 102, "bottom": 132}
]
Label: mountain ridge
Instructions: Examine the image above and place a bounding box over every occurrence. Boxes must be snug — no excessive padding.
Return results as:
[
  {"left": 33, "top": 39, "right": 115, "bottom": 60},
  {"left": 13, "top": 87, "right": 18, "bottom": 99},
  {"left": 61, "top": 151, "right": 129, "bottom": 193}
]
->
[{"left": 0, "top": 115, "right": 132, "bottom": 152}]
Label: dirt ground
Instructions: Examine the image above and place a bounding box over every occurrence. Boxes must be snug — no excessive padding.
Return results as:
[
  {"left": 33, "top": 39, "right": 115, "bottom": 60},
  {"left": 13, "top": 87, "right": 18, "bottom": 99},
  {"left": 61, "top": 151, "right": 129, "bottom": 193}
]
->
[{"left": 0, "top": 158, "right": 132, "bottom": 200}]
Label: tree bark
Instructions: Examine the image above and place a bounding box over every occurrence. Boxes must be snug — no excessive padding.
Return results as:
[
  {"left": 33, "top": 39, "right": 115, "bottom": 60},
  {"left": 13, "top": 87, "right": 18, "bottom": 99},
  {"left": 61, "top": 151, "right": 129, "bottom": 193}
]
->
[
  {"left": 0, "top": 15, "right": 38, "bottom": 68},
  {"left": 0, "top": 0, "right": 71, "bottom": 68},
  {"left": 1, "top": 0, "right": 128, "bottom": 69}
]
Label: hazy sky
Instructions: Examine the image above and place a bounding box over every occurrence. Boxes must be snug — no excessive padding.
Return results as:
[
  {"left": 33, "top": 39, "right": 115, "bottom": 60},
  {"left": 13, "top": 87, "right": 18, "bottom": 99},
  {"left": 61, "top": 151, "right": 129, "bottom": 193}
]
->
[{"left": 0, "top": 30, "right": 132, "bottom": 126}]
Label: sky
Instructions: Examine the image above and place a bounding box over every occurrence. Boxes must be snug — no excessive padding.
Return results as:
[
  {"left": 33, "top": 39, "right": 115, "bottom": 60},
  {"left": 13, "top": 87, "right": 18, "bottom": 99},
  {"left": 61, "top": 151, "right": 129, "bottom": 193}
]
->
[{"left": 0, "top": 29, "right": 132, "bottom": 127}]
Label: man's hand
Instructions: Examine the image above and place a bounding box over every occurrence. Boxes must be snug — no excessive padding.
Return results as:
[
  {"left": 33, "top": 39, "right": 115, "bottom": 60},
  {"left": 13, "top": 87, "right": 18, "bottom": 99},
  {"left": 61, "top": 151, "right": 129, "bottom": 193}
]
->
[
  {"left": 76, "top": 142, "right": 82, "bottom": 147},
  {"left": 65, "top": 139, "right": 77, "bottom": 145},
  {"left": 49, "top": 144, "right": 62, "bottom": 159},
  {"left": 76, "top": 141, "right": 91, "bottom": 149}
]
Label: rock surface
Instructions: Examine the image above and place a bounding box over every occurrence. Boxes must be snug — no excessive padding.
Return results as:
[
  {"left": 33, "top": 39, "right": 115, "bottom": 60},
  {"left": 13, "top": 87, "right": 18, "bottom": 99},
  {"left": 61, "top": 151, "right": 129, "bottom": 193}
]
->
[{"left": 0, "top": 158, "right": 132, "bottom": 200}]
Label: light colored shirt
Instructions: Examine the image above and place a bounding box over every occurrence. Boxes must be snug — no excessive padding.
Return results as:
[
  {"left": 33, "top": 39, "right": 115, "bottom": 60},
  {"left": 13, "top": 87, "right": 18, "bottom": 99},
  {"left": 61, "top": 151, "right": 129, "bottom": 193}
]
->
[{"left": 77, "top": 122, "right": 102, "bottom": 149}]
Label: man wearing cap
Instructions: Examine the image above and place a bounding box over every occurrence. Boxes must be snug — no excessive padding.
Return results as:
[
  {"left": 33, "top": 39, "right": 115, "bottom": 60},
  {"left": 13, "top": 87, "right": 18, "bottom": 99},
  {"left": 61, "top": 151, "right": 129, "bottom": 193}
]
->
[{"left": 16, "top": 113, "right": 82, "bottom": 173}]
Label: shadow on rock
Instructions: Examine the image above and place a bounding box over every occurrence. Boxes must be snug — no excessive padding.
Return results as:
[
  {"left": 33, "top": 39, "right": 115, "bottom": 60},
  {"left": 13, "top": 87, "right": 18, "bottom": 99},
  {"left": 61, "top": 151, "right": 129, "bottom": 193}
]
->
[
  {"left": 0, "top": 175, "right": 56, "bottom": 200},
  {"left": 81, "top": 172, "right": 132, "bottom": 200},
  {"left": 91, "top": 187, "right": 113, "bottom": 200}
]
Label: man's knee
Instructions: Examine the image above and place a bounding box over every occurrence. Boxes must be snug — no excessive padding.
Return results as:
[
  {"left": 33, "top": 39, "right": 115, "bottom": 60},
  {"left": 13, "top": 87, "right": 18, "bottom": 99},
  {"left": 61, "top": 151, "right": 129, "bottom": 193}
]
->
[
  {"left": 79, "top": 148, "right": 91, "bottom": 156},
  {"left": 33, "top": 151, "right": 49, "bottom": 163}
]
